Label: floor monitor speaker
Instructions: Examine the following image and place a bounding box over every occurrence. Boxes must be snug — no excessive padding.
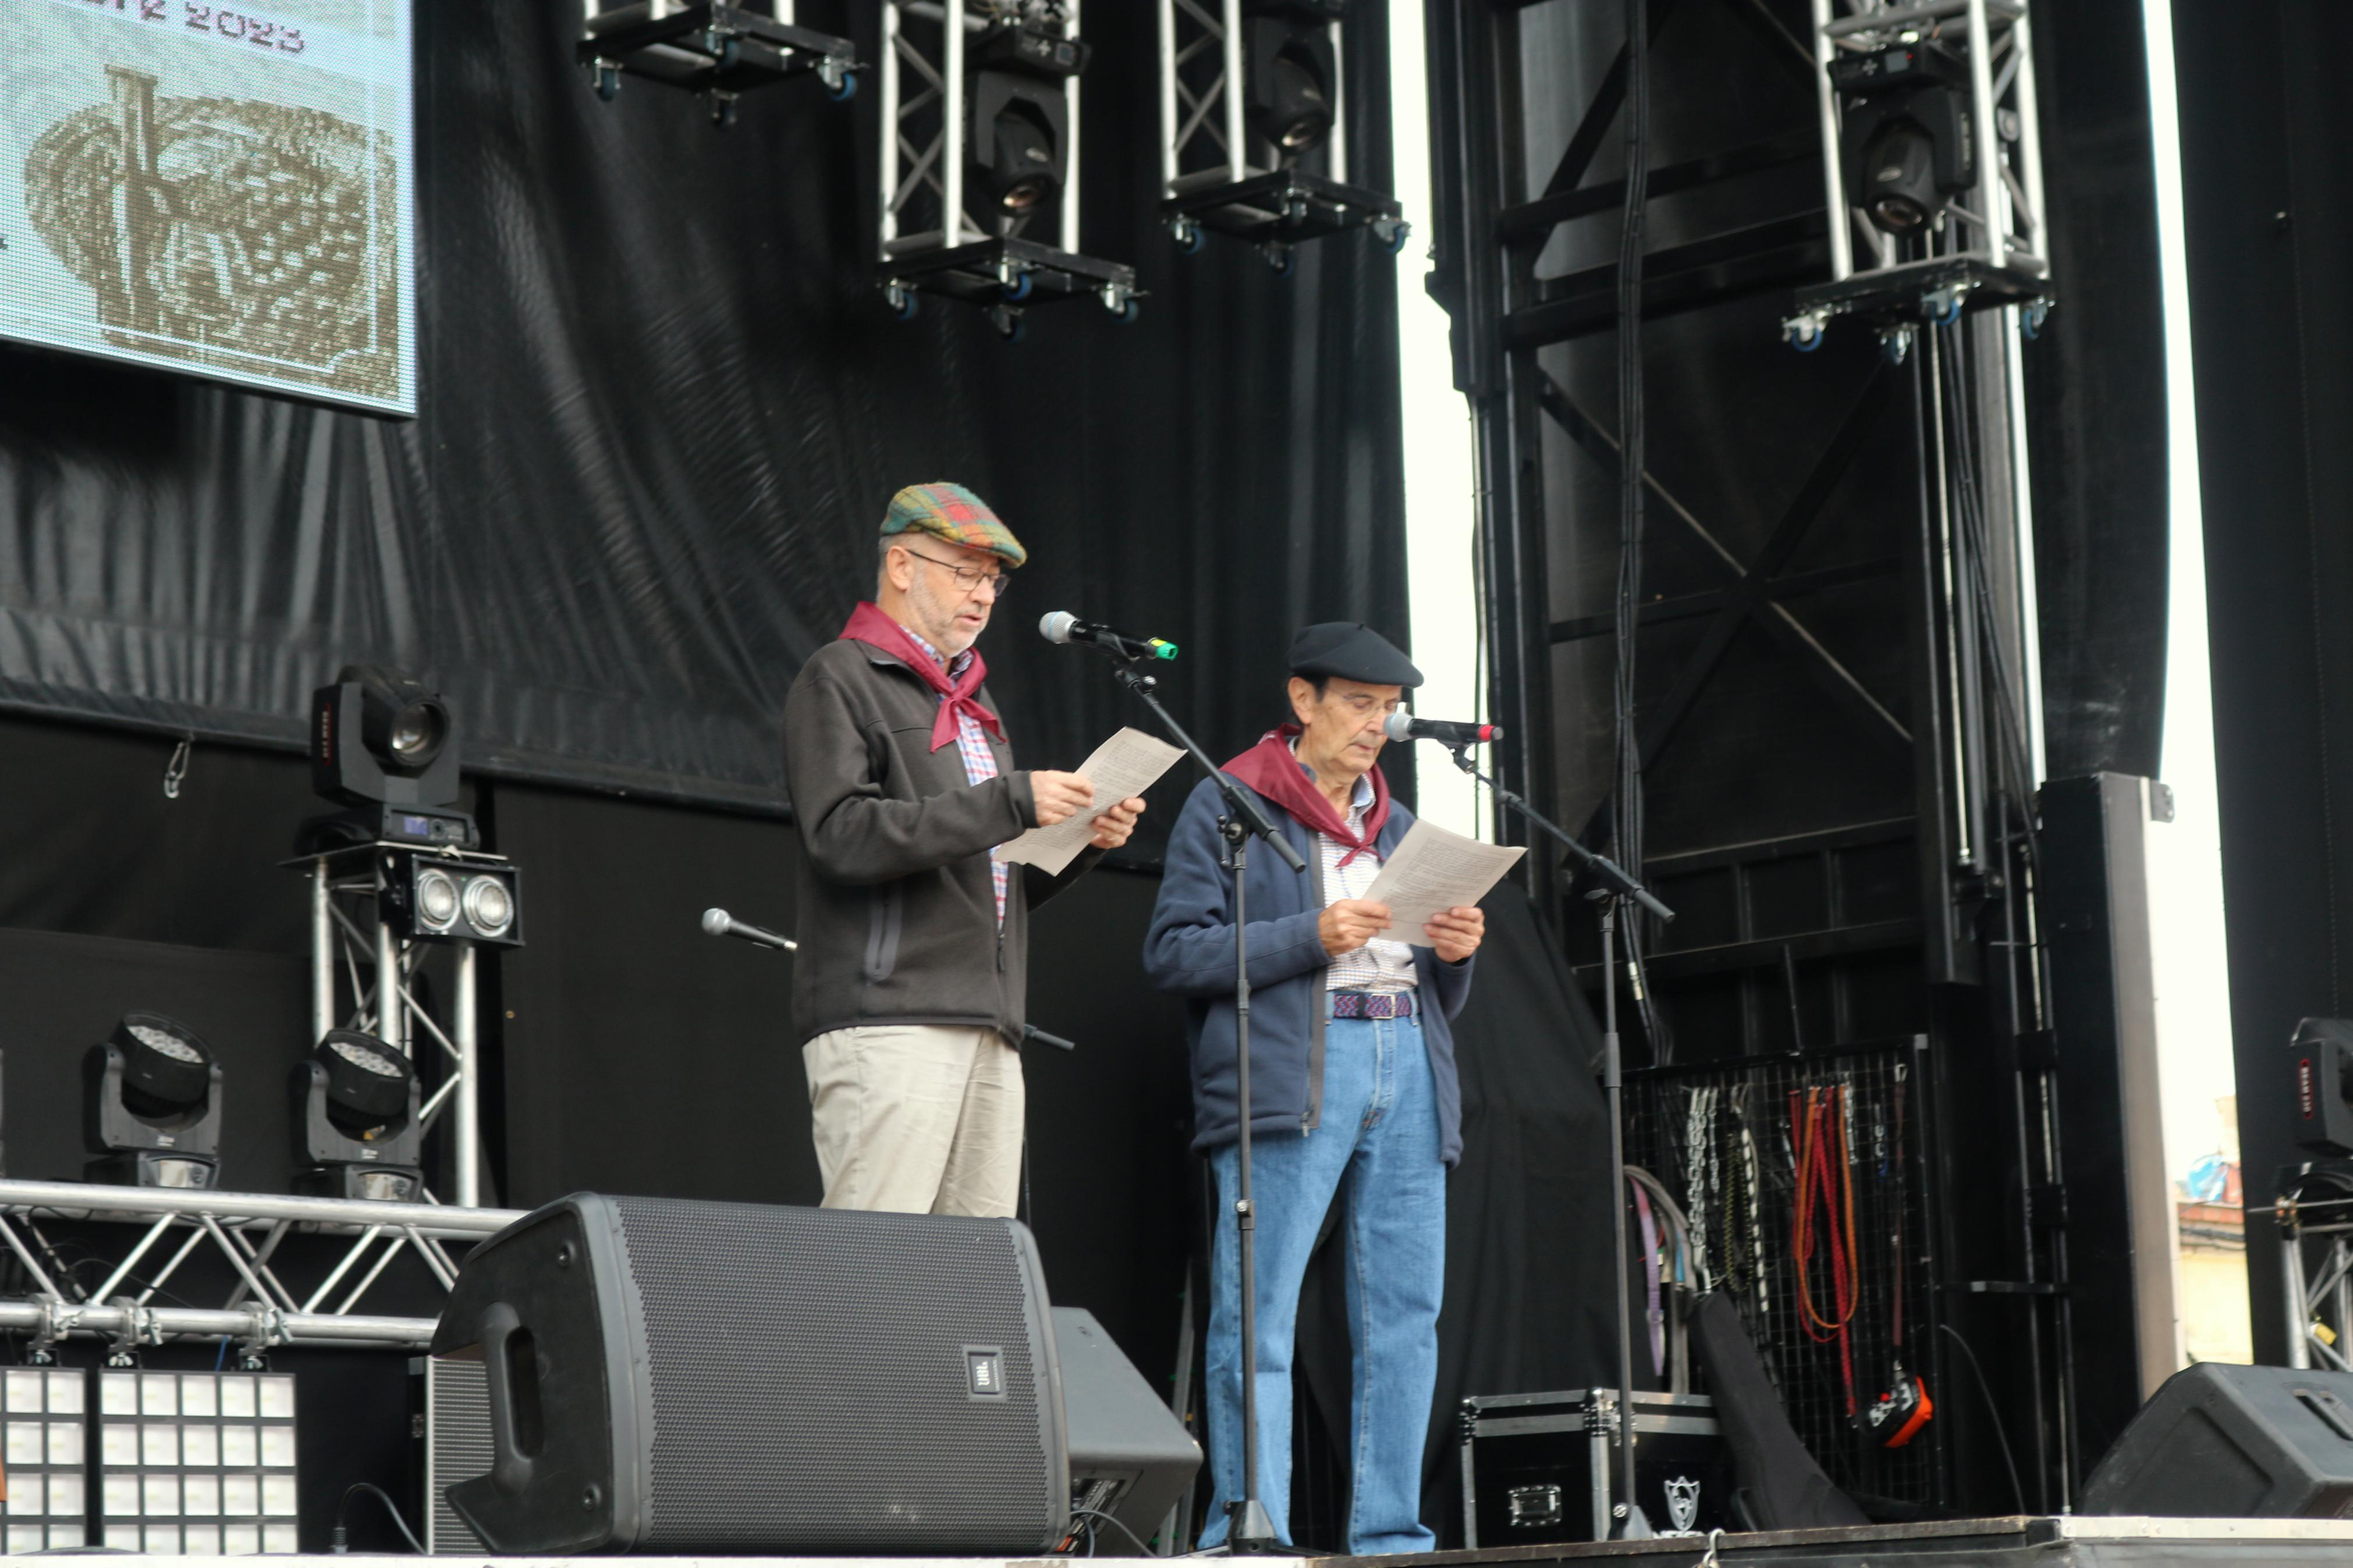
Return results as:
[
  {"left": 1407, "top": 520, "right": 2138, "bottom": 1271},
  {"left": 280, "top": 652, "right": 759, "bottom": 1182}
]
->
[
  {"left": 1056, "top": 1306, "right": 1200, "bottom": 1549},
  {"left": 431, "top": 1193, "right": 1066, "bottom": 1554},
  {"left": 2081, "top": 1363, "right": 2353, "bottom": 1518}
]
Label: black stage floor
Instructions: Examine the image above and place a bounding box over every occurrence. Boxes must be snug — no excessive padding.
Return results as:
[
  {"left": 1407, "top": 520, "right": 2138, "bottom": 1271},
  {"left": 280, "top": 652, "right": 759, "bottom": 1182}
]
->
[
  {"left": 239, "top": 1517, "right": 2353, "bottom": 1566},
  {"left": 1382, "top": 1517, "right": 2353, "bottom": 1566}
]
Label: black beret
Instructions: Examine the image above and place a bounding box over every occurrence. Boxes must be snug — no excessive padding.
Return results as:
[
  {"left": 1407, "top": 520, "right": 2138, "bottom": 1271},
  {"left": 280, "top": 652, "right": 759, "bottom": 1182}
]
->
[{"left": 1287, "top": 622, "right": 1423, "bottom": 687}]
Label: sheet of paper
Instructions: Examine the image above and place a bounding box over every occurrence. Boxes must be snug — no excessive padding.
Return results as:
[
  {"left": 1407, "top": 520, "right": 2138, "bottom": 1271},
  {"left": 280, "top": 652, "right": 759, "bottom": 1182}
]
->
[
  {"left": 1361, "top": 819, "right": 1527, "bottom": 938},
  {"left": 995, "top": 727, "right": 1186, "bottom": 876}
]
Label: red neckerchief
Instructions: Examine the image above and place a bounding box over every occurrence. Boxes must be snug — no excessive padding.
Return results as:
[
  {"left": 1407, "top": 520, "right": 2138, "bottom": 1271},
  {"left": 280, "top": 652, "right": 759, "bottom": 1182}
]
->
[
  {"left": 1219, "top": 724, "right": 1391, "bottom": 867},
  {"left": 839, "top": 601, "right": 1003, "bottom": 753}
]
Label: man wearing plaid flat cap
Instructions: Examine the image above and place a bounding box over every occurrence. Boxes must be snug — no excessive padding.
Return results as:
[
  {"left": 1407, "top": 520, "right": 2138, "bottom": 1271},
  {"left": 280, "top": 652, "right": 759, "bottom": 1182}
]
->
[{"left": 782, "top": 482, "right": 1147, "bottom": 1216}]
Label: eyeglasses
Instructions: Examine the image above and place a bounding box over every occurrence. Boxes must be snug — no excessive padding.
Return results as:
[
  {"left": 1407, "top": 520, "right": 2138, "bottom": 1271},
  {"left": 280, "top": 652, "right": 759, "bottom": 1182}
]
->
[{"left": 900, "top": 547, "right": 1012, "bottom": 601}]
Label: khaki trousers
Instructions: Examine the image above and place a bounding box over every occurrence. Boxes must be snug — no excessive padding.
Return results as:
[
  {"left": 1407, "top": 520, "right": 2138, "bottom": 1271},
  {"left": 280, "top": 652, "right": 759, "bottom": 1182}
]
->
[{"left": 802, "top": 1023, "right": 1025, "bottom": 1217}]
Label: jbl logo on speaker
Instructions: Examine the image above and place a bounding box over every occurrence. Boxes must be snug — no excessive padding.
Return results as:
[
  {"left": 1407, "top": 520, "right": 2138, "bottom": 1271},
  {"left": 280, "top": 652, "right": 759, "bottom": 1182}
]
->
[{"left": 966, "top": 1347, "right": 1007, "bottom": 1399}]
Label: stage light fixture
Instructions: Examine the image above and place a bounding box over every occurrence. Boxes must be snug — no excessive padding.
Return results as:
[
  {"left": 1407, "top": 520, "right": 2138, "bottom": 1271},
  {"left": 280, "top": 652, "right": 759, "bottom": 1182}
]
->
[
  {"left": 291, "top": 1029, "right": 423, "bottom": 1202},
  {"left": 1244, "top": 1, "right": 1347, "bottom": 160},
  {"left": 376, "top": 849, "right": 523, "bottom": 948},
  {"left": 1830, "top": 42, "right": 1976, "bottom": 239},
  {"left": 306, "top": 663, "right": 477, "bottom": 849},
  {"left": 1156, "top": 0, "right": 1407, "bottom": 271},
  {"left": 968, "top": 15, "right": 1089, "bottom": 217},
  {"left": 84, "top": 1013, "right": 222, "bottom": 1189}
]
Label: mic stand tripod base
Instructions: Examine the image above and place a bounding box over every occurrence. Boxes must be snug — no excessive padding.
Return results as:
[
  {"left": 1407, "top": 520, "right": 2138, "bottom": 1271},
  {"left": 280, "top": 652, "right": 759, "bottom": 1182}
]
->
[{"left": 1185, "top": 1499, "right": 1316, "bottom": 1557}]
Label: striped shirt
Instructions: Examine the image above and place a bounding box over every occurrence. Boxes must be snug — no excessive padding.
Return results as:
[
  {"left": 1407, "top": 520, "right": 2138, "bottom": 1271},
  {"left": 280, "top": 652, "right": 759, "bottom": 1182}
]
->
[
  {"left": 902, "top": 625, "right": 1009, "bottom": 926},
  {"left": 1314, "top": 757, "right": 1417, "bottom": 994}
]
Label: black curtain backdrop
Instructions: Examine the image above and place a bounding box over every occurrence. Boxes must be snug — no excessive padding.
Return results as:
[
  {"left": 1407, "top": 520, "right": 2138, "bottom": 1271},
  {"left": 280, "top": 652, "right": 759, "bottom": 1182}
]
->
[
  {"left": 0, "top": 0, "right": 1411, "bottom": 823},
  {"left": 2173, "top": 0, "right": 2353, "bottom": 1366}
]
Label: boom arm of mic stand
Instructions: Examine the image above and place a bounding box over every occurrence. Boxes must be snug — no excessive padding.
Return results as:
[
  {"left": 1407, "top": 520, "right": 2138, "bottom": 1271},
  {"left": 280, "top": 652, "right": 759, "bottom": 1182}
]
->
[
  {"left": 1444, "top": 746, "right": 1674, "bottom": 923},
  {"left": 1110, "top": 667, "right": 1307, "bottom": 873}
]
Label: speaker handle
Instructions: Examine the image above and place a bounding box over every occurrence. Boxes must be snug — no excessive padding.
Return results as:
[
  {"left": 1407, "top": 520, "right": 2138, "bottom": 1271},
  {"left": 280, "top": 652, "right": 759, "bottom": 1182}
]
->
[{"left": 479, "top": 1301, "right": 540, "bottom": 1496}]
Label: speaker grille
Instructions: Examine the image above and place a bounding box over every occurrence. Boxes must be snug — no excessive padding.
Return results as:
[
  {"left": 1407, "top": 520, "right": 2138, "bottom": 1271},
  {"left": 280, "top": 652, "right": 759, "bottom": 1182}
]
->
[
  {"left": 425, "top": 1358, "right": 491, "bottom": 1555},
  {"left": 611, "top": 1197, "right": 1056, "bottom": 1551}
]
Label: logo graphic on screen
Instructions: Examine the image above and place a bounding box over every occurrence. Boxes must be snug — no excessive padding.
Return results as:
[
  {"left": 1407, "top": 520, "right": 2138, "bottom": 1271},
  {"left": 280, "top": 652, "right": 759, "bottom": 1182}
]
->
[{"left": 2, "top": 4, "right": 415, "bottom": 415}]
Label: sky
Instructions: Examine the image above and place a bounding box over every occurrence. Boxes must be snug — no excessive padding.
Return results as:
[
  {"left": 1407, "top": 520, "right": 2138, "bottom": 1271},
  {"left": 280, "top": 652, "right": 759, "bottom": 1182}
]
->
[{"left": 1387, "top": 0, "right": 2239, "bottom": 1185}]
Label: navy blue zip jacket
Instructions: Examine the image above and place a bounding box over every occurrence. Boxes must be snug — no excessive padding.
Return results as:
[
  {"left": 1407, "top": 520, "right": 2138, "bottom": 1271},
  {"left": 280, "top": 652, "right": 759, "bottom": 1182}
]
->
[{"left": 1143, "top": 770, "right": 1477, "bottom": 1166}]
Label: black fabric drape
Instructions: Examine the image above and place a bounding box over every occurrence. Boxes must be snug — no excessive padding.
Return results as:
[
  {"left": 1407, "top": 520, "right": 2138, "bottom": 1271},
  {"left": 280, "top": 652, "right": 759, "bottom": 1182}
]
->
[{"left": 0, "top": 1, "right": 1410, "bottom": 823}]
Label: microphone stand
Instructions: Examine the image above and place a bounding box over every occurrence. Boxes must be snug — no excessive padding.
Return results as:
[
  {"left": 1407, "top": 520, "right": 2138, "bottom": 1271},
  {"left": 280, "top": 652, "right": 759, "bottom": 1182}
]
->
[
  {"left": 1095, "top": 660, "right": 1305, "bottom": 1554},
  {"left": 1443, "top": 743, "right": 1673, "bottom": 1539}
]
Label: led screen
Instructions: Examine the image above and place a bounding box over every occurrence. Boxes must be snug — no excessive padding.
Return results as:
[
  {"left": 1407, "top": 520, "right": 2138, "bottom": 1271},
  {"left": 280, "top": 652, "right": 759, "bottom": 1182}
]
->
[{"left": 0, "top": 0, "right": 414, "bottom": 415}]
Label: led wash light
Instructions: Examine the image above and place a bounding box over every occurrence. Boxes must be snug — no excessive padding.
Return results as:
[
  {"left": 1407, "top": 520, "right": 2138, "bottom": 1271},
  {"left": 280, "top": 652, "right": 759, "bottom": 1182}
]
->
[
  {"left": 84, "top": 1012, "right": 222, "bottom": 1189},
  {"left": 292, "top": 1028, "right": 423, "bottom": 1202}
]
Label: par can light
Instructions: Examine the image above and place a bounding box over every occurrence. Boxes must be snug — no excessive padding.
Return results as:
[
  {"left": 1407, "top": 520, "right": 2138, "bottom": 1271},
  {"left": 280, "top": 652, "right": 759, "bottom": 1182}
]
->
[{"left": 377, "top": 849, "right": 523, "bottom": 947}]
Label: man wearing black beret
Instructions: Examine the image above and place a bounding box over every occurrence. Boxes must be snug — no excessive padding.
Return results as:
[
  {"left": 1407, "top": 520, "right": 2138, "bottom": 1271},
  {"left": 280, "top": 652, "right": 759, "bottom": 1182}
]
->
[{"left": 1144, "top": 622, "right": 1484, "bottom": 1553}]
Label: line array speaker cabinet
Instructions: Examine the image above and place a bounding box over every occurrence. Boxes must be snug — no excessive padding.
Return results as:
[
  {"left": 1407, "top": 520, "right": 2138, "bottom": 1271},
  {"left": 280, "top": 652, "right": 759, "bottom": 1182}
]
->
[
  {"left": 2082, "top": 1363, "right": 2353, "bottom": 1517},
  {"left": 431, "top": 1193, "right": 1067, "bottom": 1554}
]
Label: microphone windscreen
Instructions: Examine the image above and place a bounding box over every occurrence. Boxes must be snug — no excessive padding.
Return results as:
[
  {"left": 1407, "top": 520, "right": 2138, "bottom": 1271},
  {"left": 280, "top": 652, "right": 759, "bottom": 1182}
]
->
[
  {"left": 1383, "top": 712, "right": 1414, "bottom": 742},
  {"left": 700, "top": 908, "right": 732, "bottom": 936},
  {"left": 1038, "top": 610, "right": 1078, "bottom": 644}
]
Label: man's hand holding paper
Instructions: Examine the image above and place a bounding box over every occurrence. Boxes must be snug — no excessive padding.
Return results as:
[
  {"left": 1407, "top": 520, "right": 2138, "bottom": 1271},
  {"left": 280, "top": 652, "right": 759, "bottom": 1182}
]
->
[
  {"left": 1360, "top": 819, "right": 1525, "bottom": 941},
  {"left": 998, "top": 727, "right": 1184, "bottom": 875}
]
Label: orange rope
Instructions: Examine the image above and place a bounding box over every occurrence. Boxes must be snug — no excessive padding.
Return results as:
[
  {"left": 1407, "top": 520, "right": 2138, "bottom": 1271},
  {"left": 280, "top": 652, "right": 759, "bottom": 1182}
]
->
[{"left": 1790, "top": 1085, "right": 1859, "bottom": 1414}]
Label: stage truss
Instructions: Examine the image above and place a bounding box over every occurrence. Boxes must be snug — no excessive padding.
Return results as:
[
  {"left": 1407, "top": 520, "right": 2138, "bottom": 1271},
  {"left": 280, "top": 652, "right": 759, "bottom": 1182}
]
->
[{"left": 0, "top": 1180, "right": 522, "bottom": 1359}]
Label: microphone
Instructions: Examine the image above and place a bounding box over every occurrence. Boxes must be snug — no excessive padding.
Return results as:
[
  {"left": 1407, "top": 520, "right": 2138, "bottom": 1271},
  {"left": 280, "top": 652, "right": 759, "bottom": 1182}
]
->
[
  {"left": 700, "top": 907, "right": 798, "bottom": 952},
  {"left": 1383, "top": 713, "right": 1504, "bottom": 746},
  {"left": 1039, "top": 611, "right": 1179, "bottom": 663}
]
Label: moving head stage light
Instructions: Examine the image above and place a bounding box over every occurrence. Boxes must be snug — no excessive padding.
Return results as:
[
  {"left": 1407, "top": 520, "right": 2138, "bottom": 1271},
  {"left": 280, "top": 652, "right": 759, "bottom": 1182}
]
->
[
  {"left": 1781, "top": 1, "right": 2053, "bottom": 354},
  {"left": 292, "top": 1029, "right": 423, "bottom": 1203},
  {"left": 1156, "top": 0, "right": 1406, "bottom": 273},
  {"left": 307, "top": 664, "right": 477, "bottom": 850},
  {"left": 879, "top": 0, "right": 1141, "bottom": 340},
  {"left": 579, "top": 1, "right": 860, "bottom": 128},
  {"left": 85, "top": 1013, "right": 222, "bottom": 1189}
]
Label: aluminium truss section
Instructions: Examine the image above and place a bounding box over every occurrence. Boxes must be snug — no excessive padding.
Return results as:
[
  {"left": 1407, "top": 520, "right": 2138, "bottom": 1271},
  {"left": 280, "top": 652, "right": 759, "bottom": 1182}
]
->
[
  {"left": 1154, "top": 0, "right": 1405, "bottom": 269},
  {"left": 1786, "top": 0, "right": 2053, "bottom": 346},
  {"left": 580, "top": 1, "right": 858, "bottom": 126},
  {"left": 880, "top": 0, "right": 1138, "bottom": 335},
  {"left": 0, "top": 1181, "right": 523, "bottom": 1356},
  {"left": 293, "top": 842, "right": 500, "bottom": 1208}
]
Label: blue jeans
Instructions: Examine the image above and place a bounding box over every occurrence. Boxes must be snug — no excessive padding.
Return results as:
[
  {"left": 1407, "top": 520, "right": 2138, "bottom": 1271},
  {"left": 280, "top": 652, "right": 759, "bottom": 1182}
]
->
[{"left": 1198, "top": 1014, "right": 1445, "bottom": 1555}]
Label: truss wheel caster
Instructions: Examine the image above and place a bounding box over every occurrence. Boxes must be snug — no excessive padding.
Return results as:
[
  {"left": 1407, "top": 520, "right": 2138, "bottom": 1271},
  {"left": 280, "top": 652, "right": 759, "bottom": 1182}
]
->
[
  {"left": 708, "top": 91, "right": 739, "bottom": 130},
  {"left": 1281, "top": 197, "right": 1308, "bottom": 227},
  {"left": 1101, "top": 287, "right": 1140, "bottom": 324},
  {"left": 1925, "top": 288, "right": 1964, "bottom": 327},
  {"left": 2021, "top": 298, "right": 2051, "bottom": 340},
  {"left": 1372, "top": 216, "right": 1411, "bottom": 255},
  {"left": 885, "top": 282, "right": 918, "bottom": 321},
  {"left": 1879, "top": 324, "right": 1915, "bottom": 366},
  {"left": 988, "top": 303, "right": 1026, "bottom": 342},
  {"left": 704, "top": 29, "right": 741, "bottom": 69},
  {"left": 999, "top": 268, "right": 1034, "bottom": 303},
  {"left": 1260, "top": 241, "right": 1295, "bottom": 278},
  {"left": 820, "top": 59, "right": 858, "bottom": 101},
  {"left": 1168, "top": 215, "right": 1202, "bottom": 254},
  {"left": 592, "top": 60, "right": 622, "bottom": 101},
  {"left": 1783, "top": 315, "right": 1826, "bottom": 353}
]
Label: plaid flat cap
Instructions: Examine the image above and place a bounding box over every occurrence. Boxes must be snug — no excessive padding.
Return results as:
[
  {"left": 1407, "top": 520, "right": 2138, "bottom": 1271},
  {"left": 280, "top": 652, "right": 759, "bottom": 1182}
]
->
[{"left": 880, "top": 482, "right": 1027, "bottom": 568}]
